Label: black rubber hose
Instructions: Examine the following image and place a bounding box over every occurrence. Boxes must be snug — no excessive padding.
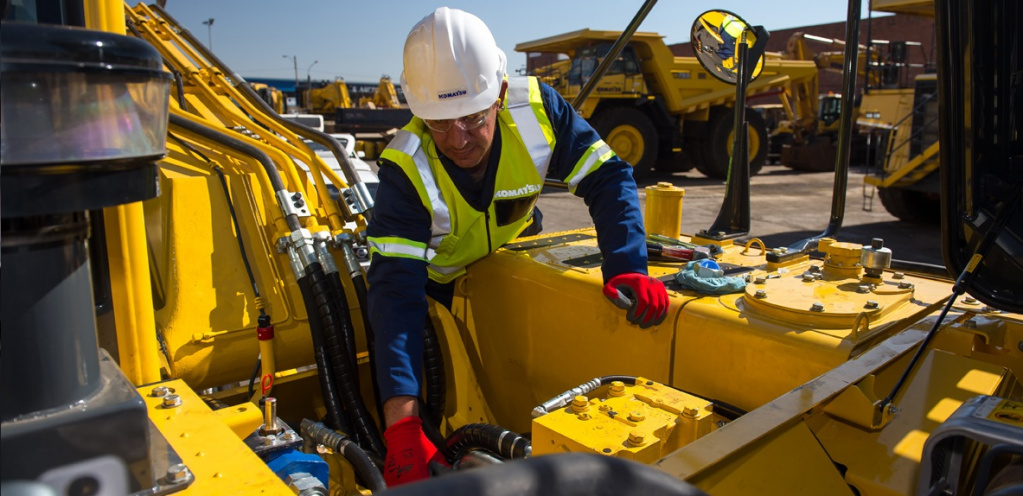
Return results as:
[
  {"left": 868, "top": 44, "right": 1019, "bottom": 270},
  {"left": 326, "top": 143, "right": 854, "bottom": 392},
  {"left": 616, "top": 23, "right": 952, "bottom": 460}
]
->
[
  {"left": 351, "top": 274, "right": 384, "bottom": 424},
  {"left": 297, "top": 264, "right": 351, "bottom": 434},
  {"left": 441, "top": 423, "right": 531, "bottom": 464},
  {"left": 421, "top": 316, "right": 446, "bottom": 428},
  {"left": 378, "top": 452, "right": 710, "bottom": 496},
  {"left": 313, "top": 266, "right": 386, "bottom": 457},
  {"left": 301, "top": 419, "right": 387, "bottom": 493}
]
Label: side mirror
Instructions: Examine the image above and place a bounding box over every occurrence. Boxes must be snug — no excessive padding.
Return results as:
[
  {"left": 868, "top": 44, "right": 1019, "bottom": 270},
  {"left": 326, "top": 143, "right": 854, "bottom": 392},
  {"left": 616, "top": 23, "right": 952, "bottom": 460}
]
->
[{"left": 691, "top": 10, "right": 764, "bottom": 84}]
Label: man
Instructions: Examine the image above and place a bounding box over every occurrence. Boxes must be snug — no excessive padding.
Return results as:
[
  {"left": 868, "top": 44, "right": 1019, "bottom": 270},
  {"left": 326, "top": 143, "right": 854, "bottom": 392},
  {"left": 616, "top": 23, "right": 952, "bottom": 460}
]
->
[{"left": 366, "top": 7, "right": 669, "bottom": 486}]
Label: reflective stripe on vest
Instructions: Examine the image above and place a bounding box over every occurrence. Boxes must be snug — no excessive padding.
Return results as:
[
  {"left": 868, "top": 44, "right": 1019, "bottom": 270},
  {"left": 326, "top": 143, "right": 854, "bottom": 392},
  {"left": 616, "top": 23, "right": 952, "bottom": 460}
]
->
[
  {"left": 505, "top": 77, "right": 555, "bottom": 179},
  {"left": 385, "top": 129, "right": 451, "bottom": 251}
]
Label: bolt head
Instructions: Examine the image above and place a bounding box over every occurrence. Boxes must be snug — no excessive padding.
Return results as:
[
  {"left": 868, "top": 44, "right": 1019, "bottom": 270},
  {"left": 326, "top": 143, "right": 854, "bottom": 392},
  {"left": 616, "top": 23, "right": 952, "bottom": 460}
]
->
[
  {"left": 162, "top": 394, "right": 182, "bottom": 408},
  {"left": 166, "top": 463, "right": 190, "bottom": 484},
  {"left": 963, "top": 296, "right": 979, "bottom": 304},
  {"left": 755, "top": 289, "right": 767, "bottom": 299},
  {"left": 810, "top": 302, "right": 825, "bottom": 312},
  {"left": 893, "top": 272, "right": 905, "bottom": 279},
  {"left": 151, "top": 386, "right": 169, "bottom": 397},
  {"left": 865, "top": 300, "right": 879, "bottom": 309},
  {"left": 755, "top": 276, "right": 767, "bottom": 284}
]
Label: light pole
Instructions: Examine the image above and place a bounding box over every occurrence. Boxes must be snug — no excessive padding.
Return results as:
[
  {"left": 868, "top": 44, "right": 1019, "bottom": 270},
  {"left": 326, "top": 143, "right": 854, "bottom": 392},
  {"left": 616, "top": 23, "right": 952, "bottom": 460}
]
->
[
  {"left": 201, "top": 18, "right": 214, "bottom": 50},
  {"left": 283, "top": 55, "right": 298, "bottom": 108},
  {"left": 306, "top": 60, "right": 318, "bottom": 91}
]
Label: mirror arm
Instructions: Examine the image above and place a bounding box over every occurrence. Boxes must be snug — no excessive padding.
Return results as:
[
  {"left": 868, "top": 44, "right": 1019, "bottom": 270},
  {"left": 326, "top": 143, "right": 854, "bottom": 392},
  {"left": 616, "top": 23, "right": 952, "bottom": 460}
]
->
[
  {"left": 786, "top": 0, "right": 862, "bottom": 254},
  {"left": 703, "top": 26, "right": 770, "bottom": 239}
]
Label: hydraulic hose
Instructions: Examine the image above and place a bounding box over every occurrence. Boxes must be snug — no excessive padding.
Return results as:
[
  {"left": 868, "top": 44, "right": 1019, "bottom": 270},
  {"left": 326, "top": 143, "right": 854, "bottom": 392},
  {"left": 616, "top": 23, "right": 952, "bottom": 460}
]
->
[
  {"left": 532, "top": 375, "right": 638, "bottom": 418},
  {"left": 345, "top": 260, "right": 384, "bottom": 424},
  {"left": 421, "top": 316, "right": 447, "bottom": 428},
  {"left": 168, "top": 113, "right": 300, "bottom": 232},
  {"left": 306, "top": 253, "right": 386, "bottom": 458},
  {"left": 298, "top": 265, "right": 352, "bottom": 435},
  {"left": 440, "top": 423, "right": 531, "bottom": 464},
  {"left": 301, "top": 419, "right": 386, "bottom": 493}
]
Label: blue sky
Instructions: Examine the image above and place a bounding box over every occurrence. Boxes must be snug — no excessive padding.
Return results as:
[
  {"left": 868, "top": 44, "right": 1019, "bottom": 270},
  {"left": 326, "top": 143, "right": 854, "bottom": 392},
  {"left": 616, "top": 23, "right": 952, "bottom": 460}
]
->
[{"left": 159, "top": 0, "right": 878, "bottom": 84}]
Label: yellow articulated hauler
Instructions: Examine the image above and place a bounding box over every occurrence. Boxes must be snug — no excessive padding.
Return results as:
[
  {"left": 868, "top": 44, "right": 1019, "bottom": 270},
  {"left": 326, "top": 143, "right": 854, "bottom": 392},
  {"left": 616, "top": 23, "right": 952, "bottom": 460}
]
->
[{"left": 1, "top": 1, "right": 1020, "bottom": 495}]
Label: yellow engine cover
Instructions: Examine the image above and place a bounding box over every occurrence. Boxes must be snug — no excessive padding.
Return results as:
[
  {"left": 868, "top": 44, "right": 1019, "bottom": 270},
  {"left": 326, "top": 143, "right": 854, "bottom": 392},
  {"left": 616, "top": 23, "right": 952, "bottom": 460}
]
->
[{"left": 532, "top": 377, "right": 728, "bottom": 463}]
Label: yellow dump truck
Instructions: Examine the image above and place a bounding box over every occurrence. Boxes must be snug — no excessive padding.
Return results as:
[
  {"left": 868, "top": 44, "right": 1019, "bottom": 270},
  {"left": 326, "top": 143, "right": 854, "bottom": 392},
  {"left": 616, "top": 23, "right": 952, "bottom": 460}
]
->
[{"left": 516, "top": 29, "right": 819, "bottom": 180}]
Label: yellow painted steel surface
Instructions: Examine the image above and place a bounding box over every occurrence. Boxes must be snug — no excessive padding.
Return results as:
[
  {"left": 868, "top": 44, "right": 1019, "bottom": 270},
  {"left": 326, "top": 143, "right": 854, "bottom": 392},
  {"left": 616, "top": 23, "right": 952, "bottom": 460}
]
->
[
  {"left": 532, "top": 378, "right": 727, "bottom": 463},
  {"left": 453, "top": 230, "right": 966, "bottom": 431},
  {"left": 140, "top": 380, "right": 291, "bottom": 494}
]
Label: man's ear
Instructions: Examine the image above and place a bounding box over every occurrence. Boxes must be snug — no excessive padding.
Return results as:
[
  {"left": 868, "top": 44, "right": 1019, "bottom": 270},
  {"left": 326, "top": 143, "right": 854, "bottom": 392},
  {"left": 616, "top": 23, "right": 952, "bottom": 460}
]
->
[{"left": 498, "top": 80, "right": 509, "bottom": 108}]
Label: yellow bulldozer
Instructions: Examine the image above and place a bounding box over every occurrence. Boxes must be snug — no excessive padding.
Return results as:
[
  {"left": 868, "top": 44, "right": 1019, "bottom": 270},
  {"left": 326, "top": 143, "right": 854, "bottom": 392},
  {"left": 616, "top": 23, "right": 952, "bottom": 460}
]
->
[{"left": 1, "top": 1, "right": 1020, "bottom": 496}]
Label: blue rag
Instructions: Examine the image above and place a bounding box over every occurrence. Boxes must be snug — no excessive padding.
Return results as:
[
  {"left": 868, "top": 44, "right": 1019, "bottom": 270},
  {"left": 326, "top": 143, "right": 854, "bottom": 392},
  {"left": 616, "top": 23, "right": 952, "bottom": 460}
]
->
[{"left": 674, "top": 260, "right": 747, "bottom": 294}]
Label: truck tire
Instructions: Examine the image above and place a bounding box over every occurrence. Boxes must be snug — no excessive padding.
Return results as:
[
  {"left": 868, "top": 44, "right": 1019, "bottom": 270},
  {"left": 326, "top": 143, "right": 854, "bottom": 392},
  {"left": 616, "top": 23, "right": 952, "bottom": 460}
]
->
[
  {"left": 877, "top": 187, "right": 941, "bottom": 223},
  {"left": 696, "top": 107, "right": 768, "bottom": 180},
  {"left": 590, "top": 106, "right": 658, "bottom": 181}
]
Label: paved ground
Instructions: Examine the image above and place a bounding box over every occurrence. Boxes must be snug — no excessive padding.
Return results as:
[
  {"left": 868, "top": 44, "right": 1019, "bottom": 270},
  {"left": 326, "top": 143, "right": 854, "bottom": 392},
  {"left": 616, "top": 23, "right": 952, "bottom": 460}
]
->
[{"left": 536, "top": 163, "right": 946, "bottom": 271}]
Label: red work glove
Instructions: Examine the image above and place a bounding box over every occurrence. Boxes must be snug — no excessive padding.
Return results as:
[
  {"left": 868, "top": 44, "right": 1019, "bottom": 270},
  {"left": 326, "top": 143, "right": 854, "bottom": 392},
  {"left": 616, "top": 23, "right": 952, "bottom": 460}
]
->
[
  {"left": 383, "top": 416, "right": 446, "bottom": 487},
  {"left": 603, "top": 272, "right": 669, "bottom": 329}
]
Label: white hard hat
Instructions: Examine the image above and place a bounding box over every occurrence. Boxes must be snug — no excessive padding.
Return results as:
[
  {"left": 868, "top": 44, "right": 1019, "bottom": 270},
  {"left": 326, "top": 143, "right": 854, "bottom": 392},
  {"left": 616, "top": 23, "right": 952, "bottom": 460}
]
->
[{"left": 400, "top": 7, "right": 507, "bottom": 120}]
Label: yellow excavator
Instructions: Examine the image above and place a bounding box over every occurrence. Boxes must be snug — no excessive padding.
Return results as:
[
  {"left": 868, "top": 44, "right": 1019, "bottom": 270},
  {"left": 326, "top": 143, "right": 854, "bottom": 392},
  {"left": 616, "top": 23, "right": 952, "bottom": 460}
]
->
[{"left": 2, "top": 2, "right": 1020, "bottom": 496}]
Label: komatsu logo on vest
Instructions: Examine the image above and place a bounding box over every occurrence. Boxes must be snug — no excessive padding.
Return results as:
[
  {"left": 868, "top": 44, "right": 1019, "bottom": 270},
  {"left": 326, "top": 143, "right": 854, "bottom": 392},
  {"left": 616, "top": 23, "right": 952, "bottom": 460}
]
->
[
  {"left": 494, "top": 184, "right": 541, "bottom": 198},
  {"left": 437, "top": 88, "right": 467, "bottom": 99}
]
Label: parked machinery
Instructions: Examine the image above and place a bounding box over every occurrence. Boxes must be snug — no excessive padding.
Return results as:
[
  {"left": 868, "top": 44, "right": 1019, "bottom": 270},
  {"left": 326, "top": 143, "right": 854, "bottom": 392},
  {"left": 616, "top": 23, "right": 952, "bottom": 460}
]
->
[{"left": 516, "top": 27, "right": 819, "bottom": 180}]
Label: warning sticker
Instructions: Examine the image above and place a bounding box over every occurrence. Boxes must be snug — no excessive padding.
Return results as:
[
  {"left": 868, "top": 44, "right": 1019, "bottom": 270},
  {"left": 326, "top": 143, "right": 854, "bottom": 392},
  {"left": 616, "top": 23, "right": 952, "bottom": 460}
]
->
[{"left": 974, "top": 396, "right": 1023, "bottom": 427}]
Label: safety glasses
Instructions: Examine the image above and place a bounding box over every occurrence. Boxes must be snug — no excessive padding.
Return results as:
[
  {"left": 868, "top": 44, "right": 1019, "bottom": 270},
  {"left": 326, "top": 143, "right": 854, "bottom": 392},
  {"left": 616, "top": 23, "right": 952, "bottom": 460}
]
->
[{"left": 423, "top": 105, "right": 493, "bottom": 133}]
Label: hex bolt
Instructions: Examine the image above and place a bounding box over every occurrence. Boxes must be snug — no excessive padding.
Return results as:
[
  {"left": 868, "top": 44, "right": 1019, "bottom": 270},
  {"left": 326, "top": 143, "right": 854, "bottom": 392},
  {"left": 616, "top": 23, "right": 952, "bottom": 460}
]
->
[
  {"left": 608, "top": 381, "right": 626, "bottom": 397},
  {"left": 162, "top": 394, "right": 182, "bottom": 408},
  {"left": 577, "top": 413, "right": 591, "bottom": 421},
  {"left": 963, "top": 296, "right": 979, "bottom": 304},
  {"left": 802, "top": 273, "right": 815, "bottom": 282},
  {"left": 865, "top": 300, "right": 879, "bottom": 309},
  {"left": 627, "top": 430, "right": 646, "bottom": 447},
  {"left": 150, "top": 386, "right": 169, "bottom": 397},
  {"left": 810, "top": 302, "right": 825, "bottom": 312},
  {"left": 809, "top": 264, "right": 822, "bottom": 273},
  {"left": 755, "top": 276, "right": 767, "bottom": 284},
  {"left": 628, "top": 411, "right": 646, "bottom": 422},
  {"left": 857, "top": 284, "right": 872, "bottom": 293},
  {"left": 755, "top": 289, "right": 768, "bottom": 299},
  {"left": 264, "top": 434, "right": 277, "bottom": 446},
  {"left": 898, "top": 281, "right": 914, "bottom": 290},
  {"left": 682, "top": 406, "right": 699, "bottom": 418},
  {"left": 166, "top": 464, "right": 190, "bottom": 484},
  {"left": 893, "top": 272, "right": 905, "bottom": 279},
  {"left": 571, "top": 395, "right": 590, "bottom": 413}
]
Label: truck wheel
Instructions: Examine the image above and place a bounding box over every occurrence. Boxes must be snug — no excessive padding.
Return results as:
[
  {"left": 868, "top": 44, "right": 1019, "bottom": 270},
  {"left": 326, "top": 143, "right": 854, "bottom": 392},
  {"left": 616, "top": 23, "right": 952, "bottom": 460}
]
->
[
  {"left": 877, "top": 187, "right": 941, "bottom": 223},
  {"left": 590, "top": 107, "right": 658, "bottom": 181},
  {"left": 696, "top": 107, "right": 768, "bottom": 180}
]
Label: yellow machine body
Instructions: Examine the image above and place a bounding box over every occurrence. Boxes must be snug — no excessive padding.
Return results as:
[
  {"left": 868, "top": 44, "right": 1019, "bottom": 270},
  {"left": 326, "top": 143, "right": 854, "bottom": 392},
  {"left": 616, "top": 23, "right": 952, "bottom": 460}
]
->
[{"left": 4, "top": 1, "right": 1020, "bottom": 495}]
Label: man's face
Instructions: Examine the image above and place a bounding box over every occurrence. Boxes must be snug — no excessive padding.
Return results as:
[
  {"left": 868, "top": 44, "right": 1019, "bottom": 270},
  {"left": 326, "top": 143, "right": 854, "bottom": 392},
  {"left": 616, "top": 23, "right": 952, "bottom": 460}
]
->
[{"left": 427, "top": 102, "right": 499, "bottom": 169}]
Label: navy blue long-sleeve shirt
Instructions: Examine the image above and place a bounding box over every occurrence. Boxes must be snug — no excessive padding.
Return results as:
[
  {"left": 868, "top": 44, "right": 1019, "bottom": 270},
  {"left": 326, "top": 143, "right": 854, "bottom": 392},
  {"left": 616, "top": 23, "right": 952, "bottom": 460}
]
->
[{"left": 366, "top": 80, "right": 647, "bottom": 401}]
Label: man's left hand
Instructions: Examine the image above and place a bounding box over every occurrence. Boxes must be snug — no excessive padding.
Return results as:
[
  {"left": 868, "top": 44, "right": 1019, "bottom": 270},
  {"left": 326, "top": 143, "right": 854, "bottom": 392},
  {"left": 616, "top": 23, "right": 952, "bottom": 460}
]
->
[{"left": 603, "top": 272, "right": 669, "bottom": 328}]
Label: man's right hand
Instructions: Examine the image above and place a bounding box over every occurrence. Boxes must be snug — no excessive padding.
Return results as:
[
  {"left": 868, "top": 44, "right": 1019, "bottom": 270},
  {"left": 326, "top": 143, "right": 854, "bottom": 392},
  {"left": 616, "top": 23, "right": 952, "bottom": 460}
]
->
[{"left": 383, "top": 416, "right": 440, "bottom": 487}]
